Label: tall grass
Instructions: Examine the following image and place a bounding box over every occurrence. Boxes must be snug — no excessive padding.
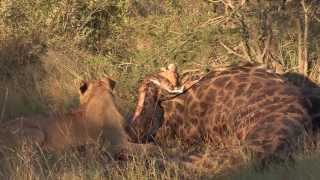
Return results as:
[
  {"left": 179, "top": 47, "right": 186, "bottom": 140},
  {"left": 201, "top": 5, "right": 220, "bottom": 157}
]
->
[
  {"left": 0, "top": 141, "right": 320, "bottom": 179},
  {"left": 1, "top": 0, "right": 320, "bottom": 179}
]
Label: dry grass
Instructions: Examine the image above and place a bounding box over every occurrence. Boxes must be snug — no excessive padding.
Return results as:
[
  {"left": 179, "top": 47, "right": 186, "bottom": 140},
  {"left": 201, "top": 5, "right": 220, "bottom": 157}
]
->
[
  {"left": 1, "top": 0, "right": 320, "bottom": 179},
  {"left": 0, "top": 137, "right": 320, "bottom": 179}
]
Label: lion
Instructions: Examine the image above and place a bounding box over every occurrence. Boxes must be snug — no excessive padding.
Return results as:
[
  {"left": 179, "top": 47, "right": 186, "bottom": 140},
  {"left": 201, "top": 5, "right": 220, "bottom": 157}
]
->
[{"left": 0, "top": 77, "right": 159, "bottom": 159}]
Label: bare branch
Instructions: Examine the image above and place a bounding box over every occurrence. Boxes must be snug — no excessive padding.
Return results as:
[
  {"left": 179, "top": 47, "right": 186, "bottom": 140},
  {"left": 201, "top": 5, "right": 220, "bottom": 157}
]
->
[
  {"left": 261, "top": 34, "right": 271, "bottom": 61},
  {"left": 221, "top": 0, "right": 235, "bottom": 10},
  {"left": 314, "top": 16, "right": 320, "bottom": 23},
  {"left": 219, "top": 41, "right": 250, "bottom": 61},
  {"left": 239, "top": 41, "right": 253, "bottom": 62}
]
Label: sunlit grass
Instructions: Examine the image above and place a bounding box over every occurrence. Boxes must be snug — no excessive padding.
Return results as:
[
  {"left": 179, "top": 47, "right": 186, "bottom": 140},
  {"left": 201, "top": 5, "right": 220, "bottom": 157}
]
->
[{"left": 1, "top": 0, "right": 320, "bottom": 179}]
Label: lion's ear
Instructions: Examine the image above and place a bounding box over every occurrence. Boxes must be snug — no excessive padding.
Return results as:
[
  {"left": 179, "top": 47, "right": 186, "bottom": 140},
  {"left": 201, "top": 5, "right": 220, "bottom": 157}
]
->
[
  {"left": 79, "top": 81, "right": 89, "bottom": 95},
  {"left": 102, "top": 77, "right": 116, "bottom": 90}
]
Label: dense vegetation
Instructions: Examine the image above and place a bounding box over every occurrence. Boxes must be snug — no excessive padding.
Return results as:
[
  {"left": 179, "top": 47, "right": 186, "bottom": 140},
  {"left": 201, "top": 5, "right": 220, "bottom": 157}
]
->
[{"left": 1, "top": 0, "right": 320, "bottom": 179}]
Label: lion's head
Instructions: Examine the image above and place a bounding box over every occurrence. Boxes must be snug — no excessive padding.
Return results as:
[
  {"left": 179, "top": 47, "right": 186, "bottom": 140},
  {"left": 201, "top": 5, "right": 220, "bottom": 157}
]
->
[
  {"left": 78, "top": 77, "right": 129, "bottom": 153},
  {"left": 79, "top": 77, "right": 116, "bottom": 105}
]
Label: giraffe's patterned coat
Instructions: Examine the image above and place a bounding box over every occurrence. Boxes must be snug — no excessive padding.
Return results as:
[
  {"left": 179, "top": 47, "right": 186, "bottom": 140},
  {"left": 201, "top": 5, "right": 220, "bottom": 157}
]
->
[{"left": 130, "top": 63, "right": 312, "bottom": 165}]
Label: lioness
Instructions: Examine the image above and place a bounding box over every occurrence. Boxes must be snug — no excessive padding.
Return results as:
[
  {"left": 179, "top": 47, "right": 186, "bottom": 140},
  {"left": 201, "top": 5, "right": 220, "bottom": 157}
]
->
[{"left": 0, "top": 78, "right": 157, "bottom": 158}]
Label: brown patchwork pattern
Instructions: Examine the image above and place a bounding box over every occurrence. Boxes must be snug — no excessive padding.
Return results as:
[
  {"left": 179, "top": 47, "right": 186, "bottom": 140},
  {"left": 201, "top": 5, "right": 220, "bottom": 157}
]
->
[{"left": 130, "top": 63, "right": 312, "bottom": 165}]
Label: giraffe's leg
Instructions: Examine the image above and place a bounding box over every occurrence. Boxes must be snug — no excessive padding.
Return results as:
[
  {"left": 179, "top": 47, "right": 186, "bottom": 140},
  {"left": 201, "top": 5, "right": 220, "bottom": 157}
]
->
[{"left": 245, "top": 116, "right": 306, "bottom": 167}]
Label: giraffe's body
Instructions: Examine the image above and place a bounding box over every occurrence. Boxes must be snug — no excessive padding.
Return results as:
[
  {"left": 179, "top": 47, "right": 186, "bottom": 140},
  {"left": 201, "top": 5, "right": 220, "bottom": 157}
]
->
[{"left": 131, "top": 63, "right": 312, "bottom": 164}]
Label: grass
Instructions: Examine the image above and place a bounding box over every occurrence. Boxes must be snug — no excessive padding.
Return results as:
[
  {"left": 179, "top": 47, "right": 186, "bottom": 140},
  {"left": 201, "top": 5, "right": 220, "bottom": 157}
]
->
[
  {"left": 227, "top": 155, "right": 320, "bottom": 180},
  {"left": 3, "top": 143, "right": 320, "bottom": 179},
  {"left": 1, "top": 0, "right": 320, "bottom": 179}
]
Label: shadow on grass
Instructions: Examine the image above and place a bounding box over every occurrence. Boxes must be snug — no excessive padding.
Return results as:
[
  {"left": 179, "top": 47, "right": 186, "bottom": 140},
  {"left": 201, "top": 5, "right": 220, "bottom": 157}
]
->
[
  {"left": 224, "top": 154, "right": 320, "bottom": 180},
  {"left": 283, "top": 72, "right": 320, "bottom": 131}
]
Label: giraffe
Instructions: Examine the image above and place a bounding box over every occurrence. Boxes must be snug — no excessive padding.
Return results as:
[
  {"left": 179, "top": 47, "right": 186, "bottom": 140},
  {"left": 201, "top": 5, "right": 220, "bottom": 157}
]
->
[
  {"left": 129, "top": 62, "right": 312, "bottom": 166},
  {"left": 128, "top": 64, "right": 184, "bottom": 142}
]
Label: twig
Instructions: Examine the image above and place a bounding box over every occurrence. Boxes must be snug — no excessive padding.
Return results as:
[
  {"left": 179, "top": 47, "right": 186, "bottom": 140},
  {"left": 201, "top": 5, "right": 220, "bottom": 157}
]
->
[
  {"left": 239, "top": 41, "right": 253, "bottom": 62},
  {"left": 261, "top": 34, "right": 271, "bottom": 61},
  {"left": 222, "top": 0, "right": 235, "bottom": 10},
  {"left": 117, "top": 62, "right": 136, "bottom": 67},
  {"left": 198, "top": 16, "right": 226, "bottom": 28},
  {"left": 62, "top": 64, "right": 83, "bottom": 80},
  {"left": 219, "top": 41, "right": 249, "bottom": 61},
  {"left": 0, "top": 87, "right": 9, "bottom": 122}
]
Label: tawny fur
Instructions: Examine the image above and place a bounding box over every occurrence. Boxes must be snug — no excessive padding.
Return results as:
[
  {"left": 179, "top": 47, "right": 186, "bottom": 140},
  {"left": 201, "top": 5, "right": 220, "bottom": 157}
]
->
[{"left": 0, "top": 78, "right": 158, "bottom": 158}]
